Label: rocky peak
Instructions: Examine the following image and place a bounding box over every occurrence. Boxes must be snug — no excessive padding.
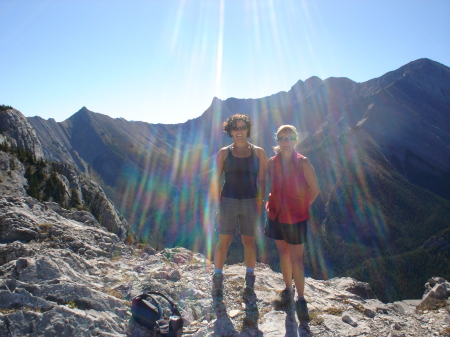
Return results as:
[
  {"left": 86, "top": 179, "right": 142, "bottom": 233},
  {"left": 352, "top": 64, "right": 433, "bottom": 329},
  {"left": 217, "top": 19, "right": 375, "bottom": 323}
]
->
[
  {"left": 289, "top": 76, "right": 323, "bottom": 104},
  {"left": 74, "top": 106, "right": 92, "bottom": 116},
  {"left": 359, "top": 58, "right": 450, "bottom": 98},
  {"left": 0, "top": 107, "right": 44, "bottom": 160},
  {"left": 66, "top": 106, "right": 95, "bottom": 126}
]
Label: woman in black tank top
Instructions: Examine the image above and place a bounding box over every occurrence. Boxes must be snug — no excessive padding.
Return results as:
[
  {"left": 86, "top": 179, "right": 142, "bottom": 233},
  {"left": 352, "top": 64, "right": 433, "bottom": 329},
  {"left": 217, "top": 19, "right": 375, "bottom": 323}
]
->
[
  {"left": 211, "top": 114, "right": 267, "bottom": 301},
  {"left": 221, "top": 143, "right": 259, "bottom": 199}
]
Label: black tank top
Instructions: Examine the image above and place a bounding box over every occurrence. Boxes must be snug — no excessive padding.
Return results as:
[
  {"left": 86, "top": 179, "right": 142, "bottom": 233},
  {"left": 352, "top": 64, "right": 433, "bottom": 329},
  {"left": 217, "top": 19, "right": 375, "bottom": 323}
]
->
[{"left": 221, "top": 144, "right": 259, "bottom": 199}]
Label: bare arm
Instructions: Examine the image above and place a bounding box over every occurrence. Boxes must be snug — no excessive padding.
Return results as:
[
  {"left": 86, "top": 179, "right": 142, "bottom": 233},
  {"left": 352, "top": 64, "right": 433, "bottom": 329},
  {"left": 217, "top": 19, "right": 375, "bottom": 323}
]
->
[
  {"left": 212, "top": 148, "right": 227, "bottom": 205},
  {"left": 255, "top": 147, "right": 267, "bottom": 207},
  {"left": 303, "top": 158, "right": 320, "bottom": 205},
  {"left": 267, "top": 158, "right": 273, "bottom": 188}
]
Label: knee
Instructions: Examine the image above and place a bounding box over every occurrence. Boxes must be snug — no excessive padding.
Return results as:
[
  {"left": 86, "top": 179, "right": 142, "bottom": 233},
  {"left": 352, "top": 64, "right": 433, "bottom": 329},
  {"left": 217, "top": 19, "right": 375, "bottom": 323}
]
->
[
  {"left": 277, "top": 245, "right": 290, "bottom": 257},
  {"left": 241, "top": 236, "right": 255, "bottom": 247},
  {"left": 276, "top": 242, "right": 290, "bottom": 257},
  {"left": 290, "top": 253, "right": 304, "bottom": 266},
  {"left": 216, "top": 239, "right": 232, "bottom": 252}
]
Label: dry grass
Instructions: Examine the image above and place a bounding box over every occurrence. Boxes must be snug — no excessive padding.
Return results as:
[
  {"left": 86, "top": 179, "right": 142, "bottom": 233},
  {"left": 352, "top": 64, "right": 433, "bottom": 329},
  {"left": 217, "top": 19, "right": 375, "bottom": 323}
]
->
[
  {"left": 0, "top": 307, "right": 42, "bottom": 314},
  {"left": 309, "top": 310, "right": 324, "bottom": 326},
  {"left": 351, "top": 302, "right": 365, "bottom": 313},
  {"left": 257, "top": 306, "right": 273, "bottom": 324},
  {"left": 103, "top": 287, "right": 124, "bottom": 299},
  {"left": 226, "top": 277, "right": 245, "bottom": 289},
  {"left": 185, "top": 255, "right": 200, "bottom": 265},
  {"left": 342, "top": 298, "right": 365, "bottom": 313},
  {"left": 39, "top": 223, "right": 54, "bottom": 231},
  {"left": 110, "top": 254, "right": 122, "bottom": 261},
  {"left": 24, "top": 307, "right": 41, "bottom": 313},
  {"left": 120, "top": 271, "right": 134, "bottom": 284},
  {"left": 324, "top": 307, "right": 343, "bottom": 316},
  {"left": 66, "top": 301, "right": 78, "bottom": 309},
  {"left": 0, "top": 308, "right": 17, "bottom": 314}
]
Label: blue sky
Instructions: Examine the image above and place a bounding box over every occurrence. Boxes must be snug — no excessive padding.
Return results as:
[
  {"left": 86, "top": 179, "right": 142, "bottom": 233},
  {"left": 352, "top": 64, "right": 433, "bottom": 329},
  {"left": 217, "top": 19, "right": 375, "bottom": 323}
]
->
[{"left": 1, "top": 0, "right": 449, "bottom": 124}]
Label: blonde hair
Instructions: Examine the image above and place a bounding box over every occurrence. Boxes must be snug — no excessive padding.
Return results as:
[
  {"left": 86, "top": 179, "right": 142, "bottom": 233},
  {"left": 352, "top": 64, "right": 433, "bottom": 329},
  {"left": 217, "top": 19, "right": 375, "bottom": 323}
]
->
[{"left": 273, "top": 125, "right": 299, "bottom": 153}]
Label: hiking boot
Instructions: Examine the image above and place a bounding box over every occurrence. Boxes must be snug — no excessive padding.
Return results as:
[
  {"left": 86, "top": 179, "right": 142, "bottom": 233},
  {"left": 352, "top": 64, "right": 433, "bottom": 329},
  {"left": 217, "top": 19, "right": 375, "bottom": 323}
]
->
[
  {"left": 279, "top": 287, "right": 295, "bottom": 310},
  {"left": 295, "top": 299, "right": 310, "bottom": 322},
  {"left": 298, "top": 320, "right": 312, "bottom": 337},
  {"left": 245, "top": 272, "right": 255, "bottom": 290},
  {"left": 211, "top": 273, "right": 223, "bottom": 301}
]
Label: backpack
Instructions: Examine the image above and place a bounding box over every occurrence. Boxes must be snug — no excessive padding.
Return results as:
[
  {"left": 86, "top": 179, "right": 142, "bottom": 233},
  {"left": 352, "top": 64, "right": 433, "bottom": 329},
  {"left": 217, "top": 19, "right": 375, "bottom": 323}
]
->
[{"left": 131, "top": 291, "right": 183, "bottom": 337}]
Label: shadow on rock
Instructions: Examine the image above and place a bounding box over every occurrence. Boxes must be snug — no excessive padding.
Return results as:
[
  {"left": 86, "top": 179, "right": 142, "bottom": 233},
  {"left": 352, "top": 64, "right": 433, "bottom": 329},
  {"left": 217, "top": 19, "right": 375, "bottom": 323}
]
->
[
  {"left": 275, "top": 298, "right": 311, "bottom": 337},
  {"left": 240, "top": 288, "right": 263, "bottom": 337},
  {"left": 126, "top": 316, "right": 152, "bottom": 337},
  {"left": 283, "top": 305, "right": 311, "bottom": 336},
  {"left": 284, "top": 307, "right": 298, "bottom": 337},
  {"left": 214, "top": 301, "right": 238, "bottom": 337}
]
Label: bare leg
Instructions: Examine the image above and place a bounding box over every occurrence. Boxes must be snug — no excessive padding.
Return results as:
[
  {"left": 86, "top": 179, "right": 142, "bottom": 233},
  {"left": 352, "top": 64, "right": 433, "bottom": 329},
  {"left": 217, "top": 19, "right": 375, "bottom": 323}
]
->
[
  {"left": 214, "top": 234, "right": 233, "bottom": 269},
  {"left": 289, "top": 243, "right": 305, "bottom": 296},
  {"left": 241, "top": 234, "right": 256, "bottom": 269},
  {"left": 275, "top": 239, "right": 293, "bottom": 287}
]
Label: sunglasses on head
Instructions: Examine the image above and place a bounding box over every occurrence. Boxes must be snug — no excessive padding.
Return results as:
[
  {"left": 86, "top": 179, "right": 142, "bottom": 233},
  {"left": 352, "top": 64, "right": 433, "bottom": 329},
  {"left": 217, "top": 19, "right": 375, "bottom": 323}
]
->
[
  {"left": 276, "top": 137, "right": 297, "bottom": 141},
  {"left": 232, "top": 126, "right": 248, "bottom": 131}
]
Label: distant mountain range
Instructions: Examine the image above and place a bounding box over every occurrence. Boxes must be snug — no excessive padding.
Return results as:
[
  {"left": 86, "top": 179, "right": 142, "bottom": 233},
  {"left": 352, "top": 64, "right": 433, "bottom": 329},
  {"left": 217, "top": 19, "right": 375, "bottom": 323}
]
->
[{"left": 15, "top": 58, "right": 450, "bottom": 302}]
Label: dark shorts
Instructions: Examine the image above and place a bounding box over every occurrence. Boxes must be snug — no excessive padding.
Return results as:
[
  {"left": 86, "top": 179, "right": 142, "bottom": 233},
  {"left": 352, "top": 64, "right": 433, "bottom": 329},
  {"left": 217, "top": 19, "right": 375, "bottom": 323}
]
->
[{"left": 264, "top": 216, "right": 308, "bottom": 245}]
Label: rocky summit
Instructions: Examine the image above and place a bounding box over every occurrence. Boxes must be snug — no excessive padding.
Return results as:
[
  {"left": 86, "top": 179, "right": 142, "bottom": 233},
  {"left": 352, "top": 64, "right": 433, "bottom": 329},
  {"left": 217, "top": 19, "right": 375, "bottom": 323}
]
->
[
  {"left": 0, "top": 195, "right": 449, "bottom": 336},
  {"left": 23, "top": 59, "right": 450, "bottom": 305},
  {"left": 1, "top": 59, "right": 450, "bottom": 336}
]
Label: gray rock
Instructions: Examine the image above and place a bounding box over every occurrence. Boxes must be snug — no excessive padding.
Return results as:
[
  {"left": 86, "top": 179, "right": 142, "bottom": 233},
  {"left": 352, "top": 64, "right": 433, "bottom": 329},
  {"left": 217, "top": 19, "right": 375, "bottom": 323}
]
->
[
  {"left": 417, "top": 283, "right": 449, "bottom": 310},
  {"left": 0, "top": 169, "right": 449, "bottom": 336},
  {"left": 0, "top": 315, "right": 9, "bottom": 337},
  {"left": 364, "top": 308, "right": 376, "bottom": 318},
  {"left": 169, "top": 269, "right": 182, "bottom": 281},
  {"left": 0, "top": 289, "right": 54, "bottom": 311},
  {"left": 326, "top": 277, "right": 377, "bottom": 300},
  {"left": 0, "top": 108, "right": 44, "bottom": 159},
  {"left": 444, "top": 314, "right": 450, "bottom": 323},
  {"left": 424, "top": 277, "right": 450, "bottom": 296},
  {"left": 342, "top": 313, "right": 358, "bottom": 327},
  {"left": 392, "top": 300, "right": 420, "bottom": 314},
  {"left": 0, "top": 152, "right": 27, "bottom": 197}
]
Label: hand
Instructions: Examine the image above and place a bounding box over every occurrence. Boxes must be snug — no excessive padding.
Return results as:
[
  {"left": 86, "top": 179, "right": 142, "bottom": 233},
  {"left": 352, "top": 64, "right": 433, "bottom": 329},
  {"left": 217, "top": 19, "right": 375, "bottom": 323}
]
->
[{"left": 255, "top": 199, "right": 264, "bottom": 215}]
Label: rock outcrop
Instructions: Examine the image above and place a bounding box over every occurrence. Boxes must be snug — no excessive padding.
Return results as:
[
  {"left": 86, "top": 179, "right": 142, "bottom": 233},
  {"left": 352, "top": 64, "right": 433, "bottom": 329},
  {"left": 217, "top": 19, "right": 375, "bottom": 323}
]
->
[
  {"left": 0, "top": 195, "right": 449, "bottom": 336},
  {"left": 417, "top": 277, "right": 450, "bottom": 311},
  {"left": 0, "top": 107, "right": 44, "bottom": 160},
  {"left": 0, "top": 144, "right": 129, "bottom": 240},
  {"left": 0, "top": 151, "right": 27, "bottom": 197}
]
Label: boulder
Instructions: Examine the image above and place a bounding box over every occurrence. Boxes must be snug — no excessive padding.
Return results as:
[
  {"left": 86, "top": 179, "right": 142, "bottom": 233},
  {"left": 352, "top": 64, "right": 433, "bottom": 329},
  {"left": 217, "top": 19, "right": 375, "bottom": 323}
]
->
[{"left": 417, "top": 282, "right": 449, "bottom": 311}]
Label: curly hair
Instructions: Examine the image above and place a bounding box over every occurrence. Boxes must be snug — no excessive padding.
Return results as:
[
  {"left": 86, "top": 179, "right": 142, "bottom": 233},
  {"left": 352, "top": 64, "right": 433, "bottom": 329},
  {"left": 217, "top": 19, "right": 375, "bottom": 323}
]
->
[{"left": 222, "top": 114, "right": 252, "bottom": 138}]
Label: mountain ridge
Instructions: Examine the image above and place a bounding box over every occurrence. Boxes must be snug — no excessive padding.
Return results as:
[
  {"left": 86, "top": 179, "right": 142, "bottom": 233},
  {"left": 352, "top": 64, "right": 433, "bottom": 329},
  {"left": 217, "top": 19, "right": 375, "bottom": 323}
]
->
[
  {"left": 2, "top": 59, "right": 450, "bottom": 335},
  {"left": 22, "top": 57, "right": 450, "bottom": 302}
]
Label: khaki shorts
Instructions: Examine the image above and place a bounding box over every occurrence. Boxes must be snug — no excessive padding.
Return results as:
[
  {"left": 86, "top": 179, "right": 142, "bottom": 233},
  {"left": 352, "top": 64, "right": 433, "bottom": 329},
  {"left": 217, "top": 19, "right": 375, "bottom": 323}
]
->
[{"left": 216, "top": 197, "right": 258, "bottom": 236}]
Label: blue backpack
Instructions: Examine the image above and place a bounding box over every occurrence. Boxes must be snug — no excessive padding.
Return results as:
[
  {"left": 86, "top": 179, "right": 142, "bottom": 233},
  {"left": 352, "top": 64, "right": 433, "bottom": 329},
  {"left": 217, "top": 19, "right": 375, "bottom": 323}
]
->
[{"left": 131, "top": 291, "right": 183, "bottom": 336}]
